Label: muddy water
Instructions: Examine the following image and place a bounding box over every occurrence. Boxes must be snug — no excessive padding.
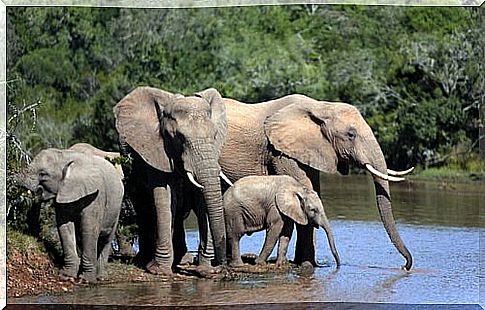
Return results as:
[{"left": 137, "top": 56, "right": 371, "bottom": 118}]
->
[{"left": 11, "top": 175, "right": 483, "bottom": 305}]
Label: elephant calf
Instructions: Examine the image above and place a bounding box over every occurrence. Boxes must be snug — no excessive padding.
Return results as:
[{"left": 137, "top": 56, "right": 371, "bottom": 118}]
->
[
  {"left": 223, "top": 175, "right": 340, "bottom": 267},
  {"left": 18, "top": 145, "right": 124, "bottom": 283}
]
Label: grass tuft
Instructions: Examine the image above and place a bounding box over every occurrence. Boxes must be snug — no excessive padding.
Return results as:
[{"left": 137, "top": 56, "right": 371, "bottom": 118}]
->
[{"left": 7, "top": 229, "right": 46, "bottom": 259}]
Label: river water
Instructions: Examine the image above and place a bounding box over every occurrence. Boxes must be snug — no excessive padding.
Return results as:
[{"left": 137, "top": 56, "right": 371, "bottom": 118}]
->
[{"left": 10, "top": 174, "right": 484, "bottom": 306}]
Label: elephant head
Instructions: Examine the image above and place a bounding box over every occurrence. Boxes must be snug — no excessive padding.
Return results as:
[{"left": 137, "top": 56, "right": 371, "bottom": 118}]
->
[
  {"left": 114, "top": 87, "right": 228, "bottom": 264},
  {"left": 276, "top": 185, "right": 340, "bottom": 267},
  {"left": 264, "top": 99, "right": 413, "bottom": 270},
  {"left": 18, "top": 149, "right": 101, "bottom": 204}
]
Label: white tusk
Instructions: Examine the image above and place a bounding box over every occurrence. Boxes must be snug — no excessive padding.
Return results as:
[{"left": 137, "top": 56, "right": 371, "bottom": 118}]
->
[
  {"left": 387, "top": 166, "right": 415, "bottom": 176},
  {"left": 187, "top": 172, "right": 204, "bottom": 189},
  {"left": 365, "top": 164, "right": 406, "bottom": 182},
  {"left": 220, "top": 171, "right": 234, "bottom": 186}
]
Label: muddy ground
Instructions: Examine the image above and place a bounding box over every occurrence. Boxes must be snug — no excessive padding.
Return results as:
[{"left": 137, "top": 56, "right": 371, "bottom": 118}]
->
[{"left": 7, "top": 249, "right": 303, "bottom": 299}]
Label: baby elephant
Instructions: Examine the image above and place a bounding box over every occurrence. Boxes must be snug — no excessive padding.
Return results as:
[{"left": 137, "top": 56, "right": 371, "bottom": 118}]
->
[
  {"left": 223, "top": 175, "right": 340, "bottom": 268},
  {"left": 18, "top": 146, "right": 124, "bottom": 283}
]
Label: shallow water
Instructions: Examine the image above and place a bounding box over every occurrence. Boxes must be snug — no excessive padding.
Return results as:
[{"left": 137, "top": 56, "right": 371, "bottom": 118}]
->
[{"left": 11, "top": 175, "right": 483, "bottom": 305}]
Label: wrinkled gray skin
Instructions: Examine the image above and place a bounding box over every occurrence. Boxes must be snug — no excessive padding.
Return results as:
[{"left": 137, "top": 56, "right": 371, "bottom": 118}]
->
[
  {"left": 114, "top": 87, "right": 227, "bottom": 275},
  {"left": 220, "top": 95, "right": 413, "bottom": 270},
  {"left": 224, "top": 175, "right": 340, "bottom": 268},
  {"left": 69, "top": 143, "right": 124, "bottom": 179},
  {"left": 18, "top": 148, "right": 124, "bottom": 283}
]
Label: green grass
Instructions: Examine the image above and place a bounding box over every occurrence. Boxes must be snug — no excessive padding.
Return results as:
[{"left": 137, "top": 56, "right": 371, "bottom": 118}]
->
[
  {"left": 6, "top": 229, "right": 46, "bottom": 259},
  {"left": 411, "top": 166, "right": 484, "bottom": 182},
  {"left": 409, "top": 154, "right": 485, "bottom": 182}
]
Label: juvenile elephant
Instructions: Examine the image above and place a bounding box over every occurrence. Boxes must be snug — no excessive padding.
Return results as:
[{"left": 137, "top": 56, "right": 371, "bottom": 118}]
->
[
  {"left": 224, "top": 175, "right": 340, "bottom": 268},
  {"left": 114, "top": 87, "right": 230, "bottom": 275},
  {"left": 18, "top": 147, "right": 124, "bottom": 283},
  {"left": 219, "top": 94, "right": 414, "bottom": 270}
]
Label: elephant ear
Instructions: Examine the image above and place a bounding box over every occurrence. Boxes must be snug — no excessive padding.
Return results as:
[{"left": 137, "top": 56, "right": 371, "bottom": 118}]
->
[
  {"left": 56, "top": 158, "right": 100, "bottom": 204},
  {"left": 264, "top": 102, "right": 338, "bottom": 174},
  {"left": 114, "top": 87, "right": 173, "bottom": 172},
  {"left": 275, "top": 189, "right": 308, "bottom": 226},
  {"left": 195, "top": 88, "right": 227, "bottom": 157}
]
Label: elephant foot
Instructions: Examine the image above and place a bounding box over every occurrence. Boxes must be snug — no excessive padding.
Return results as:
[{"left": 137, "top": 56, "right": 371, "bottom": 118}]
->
[
  {"left": 78, "top": 272, "right": 98, "bottom": 284},
  {"left": 229, "top": 259, "right": 244, "bottom": 268},
  {"left": 276, "top": 258, "right": 289, "bottom": 267},
  {"left": 59, "top": 267, "right": 78, "bottom": 281},
  {"left": 59, "top": 273, "right": 76, "bottom": 282},
  {"left": 196, "top": 254, "right": 213, "bottom": 267},
  {"left": 195, "top": 264, "right": 231, "bottom": 279},
  {"left": 146, "top": 259, "right": 173, "bottom": 276},
  {"left": 96, "top": 270, "right": 108, "bottom": 282}
]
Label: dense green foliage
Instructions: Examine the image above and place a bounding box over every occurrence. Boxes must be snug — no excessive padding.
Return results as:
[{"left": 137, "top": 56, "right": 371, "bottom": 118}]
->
[{"left": 6, "top": 6, "right": 483, "bottom": 231}]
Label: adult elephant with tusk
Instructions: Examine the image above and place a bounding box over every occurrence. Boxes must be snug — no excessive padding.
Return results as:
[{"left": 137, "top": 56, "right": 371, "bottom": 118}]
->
[
  {"left": 114, "top": 87, "right": 232, "bottom": 275},
  {"left": 219, "top": 94, "right": 414, "bottom": 270}
]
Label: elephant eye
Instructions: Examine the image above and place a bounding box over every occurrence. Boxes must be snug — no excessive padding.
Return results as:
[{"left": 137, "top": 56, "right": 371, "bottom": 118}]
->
[
  {"left": 347, "top": 128, "right": 357, "bottom": 141},
  {"left": 39, "top": 171, "right": 49, "bottom": 181}
]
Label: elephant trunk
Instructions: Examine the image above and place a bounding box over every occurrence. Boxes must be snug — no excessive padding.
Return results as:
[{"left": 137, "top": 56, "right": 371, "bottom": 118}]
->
[
  {"left": 317, "top": 213, "right": 340, "bottom": 267},
  {"left": 188, "top": 141, "right": 227, "bottom": 266},
  {"left": 374, "top": 177, "right": 412, "bottom": 270},
  {"left": 363, "top": 141, "right": 413, "bottom": 270}
]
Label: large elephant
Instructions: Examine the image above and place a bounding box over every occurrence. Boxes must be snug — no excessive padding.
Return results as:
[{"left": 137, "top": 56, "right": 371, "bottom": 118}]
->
[
  {"left": 18, "top": 147, "right": 124, "bottom": 283},
  {"left": 113, "top": 87, "right": 229, "bottom": 275},
  {"left": 219, "top": 94, "right": 414, "bottom": 270},
  {"left": 223, "top": 175, "right": 340, "bottom": 268}
]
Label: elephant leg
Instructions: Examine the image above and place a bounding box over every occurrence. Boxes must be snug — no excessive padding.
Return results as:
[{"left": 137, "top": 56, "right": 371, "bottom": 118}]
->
[
  {"left": 256, "top": 210, "right": 284, "bottom": 265},
  {"left": 146, "top": 185, "right": 173, "bottom": 275},
  {"left": 79, "top": 216, "right": 100, "bottom": 283},
  {"left": 271, "top": 155, "right": 317, "bottom": 266},
  {"left": 172, "top": 208, "right": 188, "bottom": 267},
  {"left": 56, "top": 218, "right": 80, "bottom": 279},
  {"left": 194, "top": 204, "right": 215, "bottom": 267},
  {"left": 294, "top": 167, "right": 319, "bottom": 266},
  {"left": 294, "top": 225, "right": 316, "bottom": 265},
  {"left": 276, "top": 220, "right": 294, "bottom": 266},
  {"left": 131, "top": 185, "right": 156, "bottom": 267},
  {"left": 96, "top": 226, "right": 117, "bottom": 281},
  {"left": 228, "top": 234, "right": 243, "bottom": 267}
]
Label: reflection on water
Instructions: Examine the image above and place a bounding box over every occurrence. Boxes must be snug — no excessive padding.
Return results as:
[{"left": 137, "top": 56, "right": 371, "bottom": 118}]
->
[
  {"left": 319, "top": 174, "right": 483, "bottom": 228},
  {"left": 11, "top": 175, "right": 482, "bottom": 305}
]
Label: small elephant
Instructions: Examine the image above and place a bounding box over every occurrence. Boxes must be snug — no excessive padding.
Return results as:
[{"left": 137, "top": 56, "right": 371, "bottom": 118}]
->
[
  {"left": 223, "top": 175, "right": 340, "bottom": 268},
  {"left": 18, "top": 146, "right": 124, "bottom": 283}
]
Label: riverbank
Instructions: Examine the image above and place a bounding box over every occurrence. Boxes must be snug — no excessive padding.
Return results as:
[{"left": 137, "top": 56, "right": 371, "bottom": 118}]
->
[
  {"left": 6, "top": 230, "right": 76, "bottom": 297},
  {"left": 6, "top": 229, "right": 155, "bottom": 298},
  {"left": 7, "top": 229, "right": 298, "bottom": 299},
  {"left": 408, "top": 167, "right": 484, "bottom": 184}
]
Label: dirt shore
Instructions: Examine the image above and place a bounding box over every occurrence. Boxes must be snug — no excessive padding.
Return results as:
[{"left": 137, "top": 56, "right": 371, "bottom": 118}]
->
[
  {"left": 7, "top": 248, "right": 299, "bottom": 299},
  {"left": 7, "top": 247, "right": 176, "bottom": 298}
]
